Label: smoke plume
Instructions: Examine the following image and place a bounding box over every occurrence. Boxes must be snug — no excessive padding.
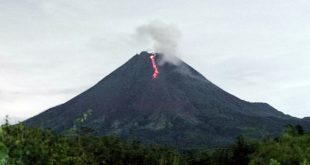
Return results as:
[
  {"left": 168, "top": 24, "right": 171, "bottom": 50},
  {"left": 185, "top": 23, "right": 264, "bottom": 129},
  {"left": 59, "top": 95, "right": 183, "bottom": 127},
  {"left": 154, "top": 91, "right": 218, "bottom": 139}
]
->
[{"left": 135, "top": 21, "right": 181, "bottom": 64}]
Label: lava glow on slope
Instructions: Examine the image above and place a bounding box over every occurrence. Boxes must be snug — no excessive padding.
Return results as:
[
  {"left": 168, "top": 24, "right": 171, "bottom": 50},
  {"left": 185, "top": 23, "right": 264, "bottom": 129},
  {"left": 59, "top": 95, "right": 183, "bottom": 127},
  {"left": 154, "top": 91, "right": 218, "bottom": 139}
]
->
[{"left": 149, "top": 54, "right": 159, "bottom": 79}]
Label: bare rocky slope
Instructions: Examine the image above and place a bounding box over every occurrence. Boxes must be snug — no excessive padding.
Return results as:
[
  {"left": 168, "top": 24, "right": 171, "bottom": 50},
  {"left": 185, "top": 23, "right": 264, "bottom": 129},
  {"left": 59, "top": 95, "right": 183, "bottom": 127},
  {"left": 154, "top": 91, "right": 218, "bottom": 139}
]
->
[{"left": 25, "top": 51, "right": 310, "bottom": 149}]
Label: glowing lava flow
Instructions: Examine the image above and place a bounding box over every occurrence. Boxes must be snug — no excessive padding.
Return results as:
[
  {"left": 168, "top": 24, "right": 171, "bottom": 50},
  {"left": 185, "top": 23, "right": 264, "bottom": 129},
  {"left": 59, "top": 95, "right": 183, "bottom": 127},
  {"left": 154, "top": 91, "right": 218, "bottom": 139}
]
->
[{"left": 149, "top": 54, "right": 159, "bottom": 79}]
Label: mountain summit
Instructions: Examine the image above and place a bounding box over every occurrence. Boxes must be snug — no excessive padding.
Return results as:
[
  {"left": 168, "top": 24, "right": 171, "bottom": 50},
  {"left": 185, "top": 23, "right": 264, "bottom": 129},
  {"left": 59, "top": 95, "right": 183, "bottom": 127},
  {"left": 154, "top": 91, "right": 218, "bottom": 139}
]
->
[{"left": 25, "top": 51, "right": 310, "bottom": 148}]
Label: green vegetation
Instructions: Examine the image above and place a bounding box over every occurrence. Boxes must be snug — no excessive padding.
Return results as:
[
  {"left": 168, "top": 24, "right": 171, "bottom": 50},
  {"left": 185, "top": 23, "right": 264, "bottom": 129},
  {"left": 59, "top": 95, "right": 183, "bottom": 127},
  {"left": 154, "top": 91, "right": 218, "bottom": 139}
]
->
[
  {"left": 0, "top": 118, "right": 183, "bottom": 165},
  {"left": 249, "top": 125, "right": 310, "bottom": 165},
  {"left": 0, "top": 118, "right": 309, "bottom": 165}
]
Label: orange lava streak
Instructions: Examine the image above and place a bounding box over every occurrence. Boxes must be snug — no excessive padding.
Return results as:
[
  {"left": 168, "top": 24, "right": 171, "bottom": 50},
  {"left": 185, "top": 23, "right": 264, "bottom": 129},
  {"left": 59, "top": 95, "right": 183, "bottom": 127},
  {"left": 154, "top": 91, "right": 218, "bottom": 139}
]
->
[{"left": 149, "top": 54, "right": 159, "bottom": 79}]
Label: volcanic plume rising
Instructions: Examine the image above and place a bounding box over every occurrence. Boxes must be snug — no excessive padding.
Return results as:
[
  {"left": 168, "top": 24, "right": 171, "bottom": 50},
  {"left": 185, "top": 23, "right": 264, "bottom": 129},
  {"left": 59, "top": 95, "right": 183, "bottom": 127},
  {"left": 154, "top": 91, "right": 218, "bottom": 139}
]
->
[{"left": 149, "top": 54, "right": 159, "bottom": 79}]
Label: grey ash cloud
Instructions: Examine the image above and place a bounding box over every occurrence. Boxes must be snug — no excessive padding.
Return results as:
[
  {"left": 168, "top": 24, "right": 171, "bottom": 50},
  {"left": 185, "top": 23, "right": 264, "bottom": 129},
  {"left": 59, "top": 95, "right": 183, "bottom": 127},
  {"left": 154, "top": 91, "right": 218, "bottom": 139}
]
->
[{"left": 135, "top": 21, "right": 182, "bottom": 65}]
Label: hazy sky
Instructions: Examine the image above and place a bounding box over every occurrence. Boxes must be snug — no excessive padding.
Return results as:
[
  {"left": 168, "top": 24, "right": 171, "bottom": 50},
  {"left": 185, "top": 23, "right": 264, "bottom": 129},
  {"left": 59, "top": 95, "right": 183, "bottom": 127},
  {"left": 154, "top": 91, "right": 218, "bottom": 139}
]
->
[{"left": 1, "top": 0, "right": 310, "bottom": 120}]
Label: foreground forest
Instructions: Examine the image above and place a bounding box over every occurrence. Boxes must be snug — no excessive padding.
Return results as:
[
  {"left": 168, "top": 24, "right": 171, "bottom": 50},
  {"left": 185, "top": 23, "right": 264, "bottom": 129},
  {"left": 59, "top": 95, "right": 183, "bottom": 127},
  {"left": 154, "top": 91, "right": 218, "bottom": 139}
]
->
[{"left": 0, "top": 119, "right": 309, "bottom": 165}]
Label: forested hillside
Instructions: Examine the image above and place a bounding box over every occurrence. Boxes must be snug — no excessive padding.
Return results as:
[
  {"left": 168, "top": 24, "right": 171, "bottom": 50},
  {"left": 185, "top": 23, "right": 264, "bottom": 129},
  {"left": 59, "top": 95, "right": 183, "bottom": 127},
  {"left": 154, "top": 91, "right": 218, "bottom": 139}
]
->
[{"left": 1, "top": 120, "right": 309, "bottom": 165}]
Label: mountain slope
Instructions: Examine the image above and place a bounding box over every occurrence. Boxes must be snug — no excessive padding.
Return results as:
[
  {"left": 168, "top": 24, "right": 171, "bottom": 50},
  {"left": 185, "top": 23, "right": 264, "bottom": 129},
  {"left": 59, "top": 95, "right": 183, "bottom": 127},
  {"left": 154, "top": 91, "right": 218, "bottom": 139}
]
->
[{"left": 25, "top": 51, "right": 310, "bottom": 148}]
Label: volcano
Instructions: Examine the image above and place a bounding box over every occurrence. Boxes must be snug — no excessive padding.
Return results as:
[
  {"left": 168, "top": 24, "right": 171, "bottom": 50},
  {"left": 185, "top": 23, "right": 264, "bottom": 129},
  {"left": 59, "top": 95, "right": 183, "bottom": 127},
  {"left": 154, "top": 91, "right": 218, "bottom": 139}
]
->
[{"left": 25, "top": 51, "right": 310, "bottom": 148}]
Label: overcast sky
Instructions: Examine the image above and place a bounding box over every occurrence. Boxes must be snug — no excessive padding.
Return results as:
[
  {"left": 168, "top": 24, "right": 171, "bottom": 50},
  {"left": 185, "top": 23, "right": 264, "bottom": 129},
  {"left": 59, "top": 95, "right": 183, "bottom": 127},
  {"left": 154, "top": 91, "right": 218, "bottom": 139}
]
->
[{"left": 1, "top": 0, "right": 310, "bottom": 121}]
